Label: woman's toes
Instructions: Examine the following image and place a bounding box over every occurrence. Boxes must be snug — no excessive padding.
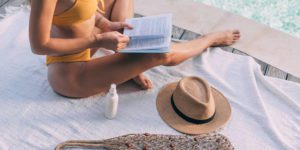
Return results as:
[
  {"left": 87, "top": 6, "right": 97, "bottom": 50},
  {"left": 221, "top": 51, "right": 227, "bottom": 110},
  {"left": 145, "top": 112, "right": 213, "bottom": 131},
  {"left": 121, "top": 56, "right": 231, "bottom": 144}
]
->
[
  {"left": 234, "top": 34, "right": 240, "bottom": 37},
  {"left": 140, "top": 79, "right": 152, "bottom": 89},
  {"left": 145, "top": 78, "right": 153, "bottom": 89},
  {"left": 208, "top": 29, "right": 241, "bottom": 47},
  {"left": 140, "top": 79, "right": 148, "bottom": 89},
  {"left": 133, "top": 74, "right": 152, "bottom": 90},
  {"left": 141, "top": 77, "right": 152, "bottom": 89},
  {"left": 232, "top": 29, "right": 240, "bottom": 34}
]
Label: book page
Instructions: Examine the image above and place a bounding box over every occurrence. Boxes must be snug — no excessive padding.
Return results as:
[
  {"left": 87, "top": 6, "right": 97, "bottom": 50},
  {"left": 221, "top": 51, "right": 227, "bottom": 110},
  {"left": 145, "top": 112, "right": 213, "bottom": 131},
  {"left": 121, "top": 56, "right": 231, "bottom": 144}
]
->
[
  {"left": 124, "top": 14, "right": 172, "bottom": 37},
  {"left": 122, "top": 14, "right": 172, "bottom": 52}
]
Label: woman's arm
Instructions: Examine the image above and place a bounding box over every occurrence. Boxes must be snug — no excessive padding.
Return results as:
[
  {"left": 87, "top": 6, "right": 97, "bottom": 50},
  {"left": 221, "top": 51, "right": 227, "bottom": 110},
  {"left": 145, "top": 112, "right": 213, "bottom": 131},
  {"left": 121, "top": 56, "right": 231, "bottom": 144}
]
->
[
  {"left": 29, "top": 0, "right": 129, "bottom": 55},
  {"left": 29, "top": 0, "right": 97, "bottom": 55}
]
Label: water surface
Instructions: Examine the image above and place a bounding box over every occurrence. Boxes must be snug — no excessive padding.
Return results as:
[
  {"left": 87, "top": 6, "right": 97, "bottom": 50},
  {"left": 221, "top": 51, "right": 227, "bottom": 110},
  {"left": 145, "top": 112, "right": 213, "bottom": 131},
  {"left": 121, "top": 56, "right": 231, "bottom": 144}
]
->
[{"left": 194, "top": 0, "right": 300, "bottom": 38}]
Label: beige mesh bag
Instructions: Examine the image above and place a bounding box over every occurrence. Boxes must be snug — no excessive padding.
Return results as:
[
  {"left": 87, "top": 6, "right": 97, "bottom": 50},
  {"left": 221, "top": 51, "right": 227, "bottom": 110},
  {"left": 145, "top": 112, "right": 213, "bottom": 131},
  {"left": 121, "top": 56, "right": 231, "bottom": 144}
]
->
[{"left": 55, "top": 132, "right": 234, "bottom": 150}]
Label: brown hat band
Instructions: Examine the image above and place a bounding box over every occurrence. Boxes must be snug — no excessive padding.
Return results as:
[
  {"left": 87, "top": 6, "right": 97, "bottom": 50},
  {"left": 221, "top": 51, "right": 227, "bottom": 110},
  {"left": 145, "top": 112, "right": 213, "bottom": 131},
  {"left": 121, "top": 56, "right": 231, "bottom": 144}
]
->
[{"left": 171, "top": 94, "right": 216, "bottom": 124}]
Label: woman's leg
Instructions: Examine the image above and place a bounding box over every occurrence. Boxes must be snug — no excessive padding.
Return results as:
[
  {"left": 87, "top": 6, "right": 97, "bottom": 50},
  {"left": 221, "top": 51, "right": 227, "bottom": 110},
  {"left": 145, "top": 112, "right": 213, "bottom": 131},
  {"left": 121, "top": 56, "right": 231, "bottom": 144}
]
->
[
  {"left": 108, "top": 0, "right": 153, "bottom": 89},
  {"left": 109, "top": 0, "right": 134, "bottom": 21},
  {"left": 101, "top": 0, "right": 133, "bottom": 20},
  {"left": 91, "top": 0, "right": 133, "bottom": 56},
  {"left": 76, "top": 30, "right": 240, "bottom": 97},
  {"left": 93, "top": 0, "right": 153, "bottom": 89}
]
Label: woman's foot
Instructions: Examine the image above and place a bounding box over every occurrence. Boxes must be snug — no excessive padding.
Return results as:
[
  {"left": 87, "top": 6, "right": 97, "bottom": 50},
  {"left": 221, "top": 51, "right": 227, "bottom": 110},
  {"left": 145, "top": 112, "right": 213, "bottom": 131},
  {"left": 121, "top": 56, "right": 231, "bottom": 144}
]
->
[
  {"left": 205, "top": 30, "right": 240, "bottom": 46},
  {"left": 132, "top": 73, "right": 153, "bottom": 90}
]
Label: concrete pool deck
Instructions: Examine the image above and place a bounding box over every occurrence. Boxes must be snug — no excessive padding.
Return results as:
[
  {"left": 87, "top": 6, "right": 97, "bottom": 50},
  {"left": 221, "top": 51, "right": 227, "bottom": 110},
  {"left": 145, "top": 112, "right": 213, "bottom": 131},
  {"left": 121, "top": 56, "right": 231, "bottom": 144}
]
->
[{"left": 135, "top": 0, "right": 300, "bottom": 81}]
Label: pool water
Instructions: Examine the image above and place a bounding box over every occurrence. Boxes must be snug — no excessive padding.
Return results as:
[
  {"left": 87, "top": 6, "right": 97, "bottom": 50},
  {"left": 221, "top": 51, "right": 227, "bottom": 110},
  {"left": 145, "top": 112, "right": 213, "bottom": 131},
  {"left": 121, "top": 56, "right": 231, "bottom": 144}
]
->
[{"left": 194, "top": 0, "right": 300, "bottom": 38}]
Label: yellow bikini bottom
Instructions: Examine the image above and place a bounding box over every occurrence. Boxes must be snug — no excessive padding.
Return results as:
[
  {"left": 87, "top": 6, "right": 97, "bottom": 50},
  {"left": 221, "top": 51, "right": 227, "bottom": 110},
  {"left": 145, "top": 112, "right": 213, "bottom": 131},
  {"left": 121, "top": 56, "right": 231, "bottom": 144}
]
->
[{"left": 46, "top": 49, "right": 91, "bottom": 65}]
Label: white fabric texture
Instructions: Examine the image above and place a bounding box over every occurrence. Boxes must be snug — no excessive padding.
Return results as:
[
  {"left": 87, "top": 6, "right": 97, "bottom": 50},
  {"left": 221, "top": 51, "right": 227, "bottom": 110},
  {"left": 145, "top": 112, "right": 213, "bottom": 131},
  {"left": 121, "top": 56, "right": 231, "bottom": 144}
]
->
[{"left": 0, "top": 7, "right": 299, "bottom": 150}]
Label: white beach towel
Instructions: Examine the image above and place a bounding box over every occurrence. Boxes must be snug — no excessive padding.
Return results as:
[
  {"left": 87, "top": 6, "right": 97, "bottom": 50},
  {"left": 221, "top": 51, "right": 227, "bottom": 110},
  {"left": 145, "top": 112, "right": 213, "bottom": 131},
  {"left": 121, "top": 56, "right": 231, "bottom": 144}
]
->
[{"left": 0, "top": 7, "right": 299, "bottom": 150}]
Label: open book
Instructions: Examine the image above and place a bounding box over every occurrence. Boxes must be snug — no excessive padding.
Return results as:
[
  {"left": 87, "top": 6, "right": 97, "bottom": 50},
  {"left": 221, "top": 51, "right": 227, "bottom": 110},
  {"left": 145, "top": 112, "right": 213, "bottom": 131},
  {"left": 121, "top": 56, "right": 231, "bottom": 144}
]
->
[{"left": 121, "top": 14, "right": 172, "bottom": 53}]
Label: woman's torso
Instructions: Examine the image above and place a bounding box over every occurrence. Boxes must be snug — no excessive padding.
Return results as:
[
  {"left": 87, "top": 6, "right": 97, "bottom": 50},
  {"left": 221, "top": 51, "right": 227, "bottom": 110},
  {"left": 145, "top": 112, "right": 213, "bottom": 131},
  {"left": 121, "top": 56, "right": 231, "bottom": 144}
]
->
[
  {"left": 48, "top": 0, "right": 98, "bottom": 96},
  {"left": 51, "top": 0, "right": 96, "bottom": 50}
]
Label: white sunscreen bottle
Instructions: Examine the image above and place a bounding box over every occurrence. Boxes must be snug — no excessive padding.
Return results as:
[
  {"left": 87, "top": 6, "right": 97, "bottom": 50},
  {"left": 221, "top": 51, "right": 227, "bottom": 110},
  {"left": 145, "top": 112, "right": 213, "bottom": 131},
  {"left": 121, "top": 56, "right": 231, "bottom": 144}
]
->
[{"left": 104, "top": 84, "right": 118, "bottom": 119}]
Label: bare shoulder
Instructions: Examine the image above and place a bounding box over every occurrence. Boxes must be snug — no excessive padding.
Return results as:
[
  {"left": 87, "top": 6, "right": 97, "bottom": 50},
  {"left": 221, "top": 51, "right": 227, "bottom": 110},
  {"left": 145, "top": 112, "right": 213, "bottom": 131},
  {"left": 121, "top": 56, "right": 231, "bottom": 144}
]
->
[
  {"left": 29, "top": 0, "right": 58, "bottom": 54},
  {"left": 29, "top": 0, "right": 58, "bottom": 13}
]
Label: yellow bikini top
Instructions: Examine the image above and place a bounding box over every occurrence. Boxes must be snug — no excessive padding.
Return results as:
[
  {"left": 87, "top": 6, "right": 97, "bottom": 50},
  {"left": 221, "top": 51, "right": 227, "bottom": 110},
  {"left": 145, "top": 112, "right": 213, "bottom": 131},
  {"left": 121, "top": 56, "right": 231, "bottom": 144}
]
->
[{"left": 53, "top": 0, "right": 105, "bottom": 26}]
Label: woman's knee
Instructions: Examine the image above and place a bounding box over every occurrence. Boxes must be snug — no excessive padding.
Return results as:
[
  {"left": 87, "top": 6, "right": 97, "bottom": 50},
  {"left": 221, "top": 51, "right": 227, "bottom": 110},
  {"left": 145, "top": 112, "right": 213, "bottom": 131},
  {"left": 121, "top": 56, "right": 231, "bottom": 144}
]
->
[
  {"left": 110, "top": 0, "right": 133, "bottom": 21},
  {"left": 152, "top": 52, "right": 178, "bottom": 66}
]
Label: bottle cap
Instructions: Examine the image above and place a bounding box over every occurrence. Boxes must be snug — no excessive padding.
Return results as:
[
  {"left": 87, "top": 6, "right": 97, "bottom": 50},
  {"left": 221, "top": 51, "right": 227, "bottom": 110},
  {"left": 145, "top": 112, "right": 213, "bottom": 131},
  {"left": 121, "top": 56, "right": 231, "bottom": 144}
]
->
[{"left": 109, "top": 84, "right": 117, "bottom": 93}]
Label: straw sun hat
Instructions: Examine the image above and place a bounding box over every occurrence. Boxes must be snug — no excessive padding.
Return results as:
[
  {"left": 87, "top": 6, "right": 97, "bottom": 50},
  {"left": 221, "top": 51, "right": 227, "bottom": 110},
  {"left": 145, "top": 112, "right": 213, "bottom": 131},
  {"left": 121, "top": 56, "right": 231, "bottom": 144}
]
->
[{"left": 156, "top": 76, "right": 231, "bottom": 135}]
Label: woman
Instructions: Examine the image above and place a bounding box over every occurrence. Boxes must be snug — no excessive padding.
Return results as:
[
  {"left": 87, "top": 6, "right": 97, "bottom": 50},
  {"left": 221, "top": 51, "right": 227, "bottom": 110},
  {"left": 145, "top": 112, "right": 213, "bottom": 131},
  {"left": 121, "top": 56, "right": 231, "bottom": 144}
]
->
[{"left": 29, "top": 0, "right": 240, "bottom": 98}]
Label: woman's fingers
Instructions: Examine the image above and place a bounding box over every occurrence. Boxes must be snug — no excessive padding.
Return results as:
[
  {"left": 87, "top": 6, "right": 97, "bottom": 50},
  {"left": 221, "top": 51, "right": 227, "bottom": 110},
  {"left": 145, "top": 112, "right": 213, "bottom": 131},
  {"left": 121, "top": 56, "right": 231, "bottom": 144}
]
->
[
  {"left": 118, "top": 35, "right": 130, "bottom": 43},
  {"left": 119, "top": 22, "right": 133, "bottom": 29},
  {"left": 112, "top": 22, "right": 133, "bottom": 30},
  {"left": 145, "top": 78, "right": 153, "bottom": 89},
  {"left": 116, "top": 36, "right": 129, "bottom": 50},
  {"left": 95, "top": 31, "right": 131, "bottom": 51},
  {"left": 234, "top": 34, "right": 240, "bottom": 40},
  {"left": 117, "top": 43, "right": 128, "bottom": 50},
  {"left": 120, "top": 22, "right": 133, "bottom": 29},
  {"left": 103, "top": 31, "right": 130, "bottom": 51},
  {"left": 233, "top": 29, "right": 240, "bottom": 34}
]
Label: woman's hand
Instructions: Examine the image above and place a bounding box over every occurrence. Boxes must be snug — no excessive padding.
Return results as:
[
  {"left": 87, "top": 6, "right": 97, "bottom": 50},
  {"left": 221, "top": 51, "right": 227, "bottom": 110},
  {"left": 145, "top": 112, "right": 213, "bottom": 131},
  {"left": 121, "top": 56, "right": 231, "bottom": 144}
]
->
[
  {"left": 106, "top": 21, "right": 133, "bottom": 32},
  {"left": 93, "top": 31, "right": 130, "bottom": 51},
  {"left": 100, "top": 21, "right": 133, "bottom": 33},
  {"left": 96, "top": 15, "right": 133, "bottom": 32}
]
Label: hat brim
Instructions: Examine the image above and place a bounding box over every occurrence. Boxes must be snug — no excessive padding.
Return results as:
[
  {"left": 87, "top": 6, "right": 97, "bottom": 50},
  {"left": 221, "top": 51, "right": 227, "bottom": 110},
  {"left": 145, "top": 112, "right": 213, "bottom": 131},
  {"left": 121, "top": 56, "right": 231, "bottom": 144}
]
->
[{"left": 156, "top": 82, "right": 231, "bottom": 135}]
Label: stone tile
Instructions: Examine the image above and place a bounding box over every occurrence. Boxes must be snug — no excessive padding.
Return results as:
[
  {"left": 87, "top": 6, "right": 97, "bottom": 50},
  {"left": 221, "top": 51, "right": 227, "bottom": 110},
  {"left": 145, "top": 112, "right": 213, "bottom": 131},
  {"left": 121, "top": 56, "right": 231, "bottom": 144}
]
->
[
  {"left": 254, "top": 59, "right": 268, "bottom": 75},
  {"left": 233, "top": 49, "right": 268, "bottom": 74},
  {"left": 134, "top": 13, "right": 143, "bottom": 18},
  {"left": 265, "top": 66, "right": 288, "bottom": 79},
  {"left": 172, "top": 25, "right": 184, "bottom": 39},
  {"left": 287, "top": 74, "right": 300, "bottom": 83},
  {"left": 233, "top": 49, "right": 247, "bottom": 56},
  {"left": 180, "top": 30, "right": 200, "bottom": 40},
  {"left": 220, "top": 47, "right": 234, "bottom": 53}
]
